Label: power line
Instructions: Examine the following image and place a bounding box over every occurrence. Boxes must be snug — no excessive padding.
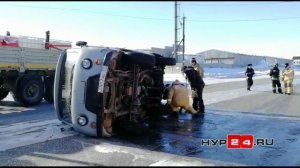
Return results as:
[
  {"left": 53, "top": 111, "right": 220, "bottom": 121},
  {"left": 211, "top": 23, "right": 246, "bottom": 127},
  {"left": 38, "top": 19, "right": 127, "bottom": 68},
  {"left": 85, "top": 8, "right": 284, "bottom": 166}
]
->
[
  {"left": 181, "top": 2, "right": 292, "bottom": 6},
  {"left": 187, "top": 16, "right": 300, "bottom": 22},
  {"left": 2, "top": 4, "right": 300, "bottom": 23},
  {"left": 1, "top": 4, "right": 174, "bottom": 21}
]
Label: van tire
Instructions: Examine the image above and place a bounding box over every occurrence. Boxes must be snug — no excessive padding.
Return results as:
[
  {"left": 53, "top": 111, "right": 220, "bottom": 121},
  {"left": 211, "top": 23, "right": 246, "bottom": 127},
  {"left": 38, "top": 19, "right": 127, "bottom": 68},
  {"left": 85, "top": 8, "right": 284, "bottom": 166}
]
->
[
  {"left": 156, "top": 57, "right": 176, "bottom": 66},
  {"left": 126, "top": 52, "right": 156, "bottom": 66}
]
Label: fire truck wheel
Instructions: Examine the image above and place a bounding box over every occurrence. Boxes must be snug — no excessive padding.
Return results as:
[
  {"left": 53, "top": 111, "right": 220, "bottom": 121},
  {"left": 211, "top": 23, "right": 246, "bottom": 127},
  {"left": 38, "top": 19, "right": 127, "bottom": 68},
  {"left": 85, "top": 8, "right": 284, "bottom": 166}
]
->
[
  {"left": 12, "top": 75, "right": 44, "bottom": 106},
  {"left": 44, "top": 76, "right": 54, "bottom": 103},
  {"left": 0, "top": 87, "right": 9, "bottom": 100}
]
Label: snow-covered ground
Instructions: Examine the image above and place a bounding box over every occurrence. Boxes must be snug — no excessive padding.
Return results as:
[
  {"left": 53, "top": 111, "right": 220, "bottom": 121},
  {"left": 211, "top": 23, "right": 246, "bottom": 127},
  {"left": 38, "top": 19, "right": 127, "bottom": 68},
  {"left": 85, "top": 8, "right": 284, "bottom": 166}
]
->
[{"left": 165, "top": 65, "right": 300, "bottom": 85}]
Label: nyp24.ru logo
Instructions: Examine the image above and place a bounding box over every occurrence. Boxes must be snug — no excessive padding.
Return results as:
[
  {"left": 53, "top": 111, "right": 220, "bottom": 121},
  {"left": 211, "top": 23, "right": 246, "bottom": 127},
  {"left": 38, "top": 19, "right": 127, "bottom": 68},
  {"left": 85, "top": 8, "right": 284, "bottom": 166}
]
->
[{"left": 201, "top": 134, "right": 274, "bottom": 149}]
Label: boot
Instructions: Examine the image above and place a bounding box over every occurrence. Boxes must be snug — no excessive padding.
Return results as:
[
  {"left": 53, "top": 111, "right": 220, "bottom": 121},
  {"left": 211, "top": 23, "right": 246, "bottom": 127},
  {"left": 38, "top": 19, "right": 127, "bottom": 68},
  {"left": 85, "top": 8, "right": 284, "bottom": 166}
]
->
[
  {"left": 168, "top": 112, "right": 179, "bottom": 118},
  {"left": 192, "top": 112, "right": 204, "bottom": 118}
]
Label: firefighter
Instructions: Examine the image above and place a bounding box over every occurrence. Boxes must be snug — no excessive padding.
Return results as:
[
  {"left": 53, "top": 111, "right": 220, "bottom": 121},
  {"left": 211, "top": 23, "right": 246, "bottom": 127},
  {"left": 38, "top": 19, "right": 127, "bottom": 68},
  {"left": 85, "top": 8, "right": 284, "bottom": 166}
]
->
[
  {"left": 245, "top": 64, "right": 255, "bottom": 91},
  {"left": 269, "top": 63, "right": 283, "bottom": 94},
  {"left": 166, "top": 80, "right": 198, "bottom": 116},
  {"left": 191, "top": 58, "right": 204, "bottom": 78},
  {"left": 282, "top": 63, "right": 295, "bottom": 95},
  {"left": 182, "top": 66, "right": 206, "bottom": 114}
]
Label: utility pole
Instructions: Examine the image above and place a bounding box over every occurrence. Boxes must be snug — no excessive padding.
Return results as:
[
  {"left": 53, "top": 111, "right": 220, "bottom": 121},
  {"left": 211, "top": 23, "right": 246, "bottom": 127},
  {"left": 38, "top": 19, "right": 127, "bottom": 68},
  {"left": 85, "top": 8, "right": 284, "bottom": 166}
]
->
[
  {"left": 182, "top": 14, "right": 186, "bottom": 62},
  {"left": 174, "top": 1, "right": 177, "bottom": 61},
  {"left": 45, "top": 31, "right": 50, "bottom": 50},
  {"left": 174, "top": 1, "right": 180, "bottom": 62}
]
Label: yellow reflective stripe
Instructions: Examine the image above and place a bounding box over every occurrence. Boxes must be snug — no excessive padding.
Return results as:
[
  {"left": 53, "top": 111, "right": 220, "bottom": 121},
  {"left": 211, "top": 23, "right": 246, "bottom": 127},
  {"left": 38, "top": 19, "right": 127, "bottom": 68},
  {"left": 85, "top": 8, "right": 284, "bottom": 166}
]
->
[
  {"left": 0, "top": 64, "right": 20, "bottom": 68},
  {"left": 0, "top": 63, "right": 19, "bottom": 68},
  {"left": 24, "top": 64, "right": 56, "bottom": 69},
  {"left": 0, "top": 64, "right": 55, "bottom": 70}
]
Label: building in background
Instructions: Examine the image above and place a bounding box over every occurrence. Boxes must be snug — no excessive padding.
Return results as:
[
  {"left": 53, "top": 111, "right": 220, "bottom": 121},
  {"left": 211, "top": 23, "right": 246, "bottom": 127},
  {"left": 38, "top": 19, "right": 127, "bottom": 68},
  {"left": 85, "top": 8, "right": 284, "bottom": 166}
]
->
[
  {"left": 136, "top": 47, "right": 292, "bottom": 68},
  {"left": 293, "top": 56, "right": 300, "bottom": 67},
  {"left": 191, "top": 49, "right": 292, "bottom": 68}
]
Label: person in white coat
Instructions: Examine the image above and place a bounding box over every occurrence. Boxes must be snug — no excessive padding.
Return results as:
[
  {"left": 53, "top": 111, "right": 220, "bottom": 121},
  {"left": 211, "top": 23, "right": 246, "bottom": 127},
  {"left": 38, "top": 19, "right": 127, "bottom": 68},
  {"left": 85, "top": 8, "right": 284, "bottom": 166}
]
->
[
  {"left": 166, "top": 80, "right": 198, "bottom": 116},
  {"left": 282, "top": 63, "right": 295, "bottom": 95}
]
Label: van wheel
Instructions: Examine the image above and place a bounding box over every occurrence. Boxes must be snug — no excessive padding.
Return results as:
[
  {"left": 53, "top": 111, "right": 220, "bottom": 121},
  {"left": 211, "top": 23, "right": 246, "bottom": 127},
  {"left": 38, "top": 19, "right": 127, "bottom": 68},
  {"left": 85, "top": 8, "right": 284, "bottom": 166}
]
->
[
  {"left": 44, "top": 76, "right": 54, "bottom": 103},
  {"left": 152, "top": 53, "right": 176, "bottom": 66},
  {"left": 156, "top": 57, "right": 177, "bottom": 66},
  {"left": 0, "top": 87, "right": 9, "bottom": 100},
  {"left": 125, "top": 52, "right": 156, "bottom": 67},
  {"left": 12, "top": 75, "right": 44, "bottom": 106}
]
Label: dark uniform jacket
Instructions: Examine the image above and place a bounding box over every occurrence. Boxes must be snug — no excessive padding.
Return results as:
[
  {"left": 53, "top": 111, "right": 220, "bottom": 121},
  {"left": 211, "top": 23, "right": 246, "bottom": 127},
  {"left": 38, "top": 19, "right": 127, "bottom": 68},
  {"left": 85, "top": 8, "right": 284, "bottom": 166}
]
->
[
  {"left": 184, "top": 68, "right": 205, "bottom": 89},
  {"left": 192, "top": 63, "right": 204, "bottom": 78},
  {"left": 245, "top": 68, "right": 255, "bottom": 78},
  {"left": 270, "top": 67, "right": 280, "bottom": 80}
]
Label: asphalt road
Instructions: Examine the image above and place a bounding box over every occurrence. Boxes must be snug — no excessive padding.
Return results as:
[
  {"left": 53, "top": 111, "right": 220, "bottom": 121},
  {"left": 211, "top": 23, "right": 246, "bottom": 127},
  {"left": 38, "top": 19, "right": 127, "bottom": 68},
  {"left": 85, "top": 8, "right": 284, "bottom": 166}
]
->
[{"left": 0, "top": 76, "right": 300, "bottom": 166}]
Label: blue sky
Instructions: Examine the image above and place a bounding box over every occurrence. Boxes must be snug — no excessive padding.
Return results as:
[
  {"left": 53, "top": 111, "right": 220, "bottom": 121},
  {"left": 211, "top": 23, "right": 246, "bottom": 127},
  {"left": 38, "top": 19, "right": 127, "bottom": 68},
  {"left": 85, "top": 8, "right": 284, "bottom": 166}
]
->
[{"left": 1, "top": 1, "right": 300, "bottom": 59}]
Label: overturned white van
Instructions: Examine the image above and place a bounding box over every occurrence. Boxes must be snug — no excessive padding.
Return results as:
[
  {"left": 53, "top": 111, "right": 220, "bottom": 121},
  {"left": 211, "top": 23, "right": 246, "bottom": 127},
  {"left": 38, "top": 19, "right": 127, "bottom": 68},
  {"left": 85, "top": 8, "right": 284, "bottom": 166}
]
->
[{"left": 54, "top": 42, "right": 176, "bottom": 137}]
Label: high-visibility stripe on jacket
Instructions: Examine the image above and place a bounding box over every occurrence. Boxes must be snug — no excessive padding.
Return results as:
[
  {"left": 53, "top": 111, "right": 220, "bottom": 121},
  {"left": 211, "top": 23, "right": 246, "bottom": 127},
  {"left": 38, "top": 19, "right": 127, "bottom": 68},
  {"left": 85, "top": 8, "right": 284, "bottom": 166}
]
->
[
  {"left": 282, "top": 68, "right": 294, "bottom": 82},
  {"left": 282, "top": 68, "right": 294, "bottom": 94},
  {"left": 270, "top": 67, "right": 281, "bottom": 80}
]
